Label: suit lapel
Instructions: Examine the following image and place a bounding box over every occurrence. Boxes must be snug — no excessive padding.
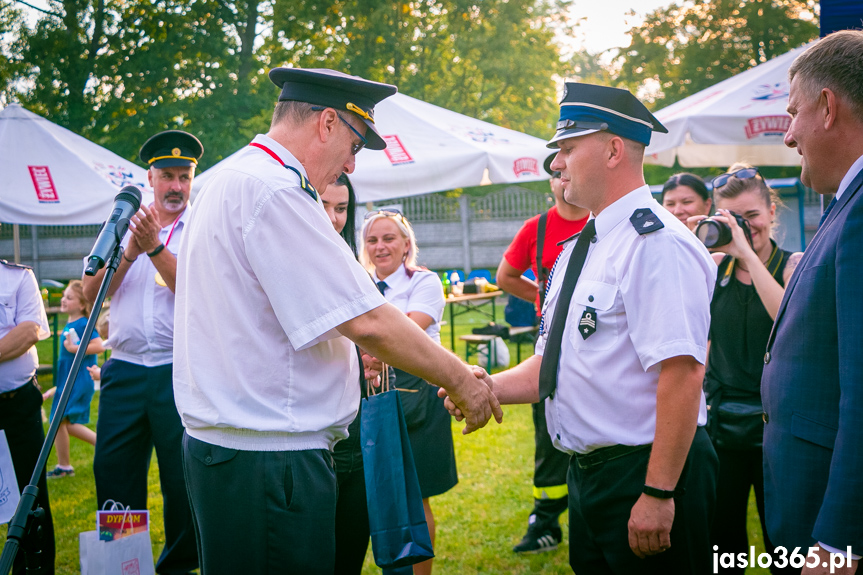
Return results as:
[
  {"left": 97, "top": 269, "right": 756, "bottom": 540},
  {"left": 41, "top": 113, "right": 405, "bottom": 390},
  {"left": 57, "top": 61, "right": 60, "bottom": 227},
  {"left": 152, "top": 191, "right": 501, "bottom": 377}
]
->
[{"left": 768, "top": 167, "right": 863, "bottom": 344}]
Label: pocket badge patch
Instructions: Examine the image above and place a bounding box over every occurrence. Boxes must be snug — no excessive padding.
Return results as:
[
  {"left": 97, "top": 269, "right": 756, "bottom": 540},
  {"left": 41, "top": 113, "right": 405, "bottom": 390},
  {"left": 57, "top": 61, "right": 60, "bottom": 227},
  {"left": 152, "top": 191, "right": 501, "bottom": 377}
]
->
[{"left": 579, "top": 307, "right": 597, "bottom": 339}]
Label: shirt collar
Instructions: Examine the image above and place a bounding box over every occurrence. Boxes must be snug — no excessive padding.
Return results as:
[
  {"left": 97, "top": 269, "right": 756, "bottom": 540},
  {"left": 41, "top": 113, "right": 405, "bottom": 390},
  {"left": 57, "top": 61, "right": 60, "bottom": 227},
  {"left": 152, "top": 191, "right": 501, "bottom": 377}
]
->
[
  {"left": 372, "top": 263, "right": 409, "bottom": 292},
  {"left": 593, "top": 184, "right": 653, "bottom": 241},
  {"left": 836, "top": 153, "right": 863, "bottom": 200}
]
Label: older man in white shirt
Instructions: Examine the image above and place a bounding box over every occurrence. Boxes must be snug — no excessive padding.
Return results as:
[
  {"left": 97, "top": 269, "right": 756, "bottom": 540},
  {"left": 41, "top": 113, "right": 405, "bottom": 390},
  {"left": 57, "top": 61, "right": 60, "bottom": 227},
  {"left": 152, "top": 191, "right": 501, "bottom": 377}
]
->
[
  {"left": 174, "top": 68, "right": 502, "bottom": 574},
  {"left": 82, "top": 130, "right": 203, "bottom": 575}
]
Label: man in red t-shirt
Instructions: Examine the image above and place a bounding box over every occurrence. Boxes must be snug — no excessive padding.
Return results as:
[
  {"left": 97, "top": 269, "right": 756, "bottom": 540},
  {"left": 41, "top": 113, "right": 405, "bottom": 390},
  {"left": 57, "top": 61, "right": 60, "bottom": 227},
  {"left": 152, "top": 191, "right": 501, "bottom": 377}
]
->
[{"left": 497, "top": 156, "right": 589, "bottom": 554}]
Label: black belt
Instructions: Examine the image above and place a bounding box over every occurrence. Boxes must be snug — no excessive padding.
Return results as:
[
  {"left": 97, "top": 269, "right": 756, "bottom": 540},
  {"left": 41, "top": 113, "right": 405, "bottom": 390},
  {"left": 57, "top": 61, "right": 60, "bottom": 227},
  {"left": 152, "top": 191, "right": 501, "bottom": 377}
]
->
[
  {"left": 0, "top": 378, "right": 36, "bottom": 401},
  {"left": 573, "top": 443, "right": 652, "bottom": 470}
]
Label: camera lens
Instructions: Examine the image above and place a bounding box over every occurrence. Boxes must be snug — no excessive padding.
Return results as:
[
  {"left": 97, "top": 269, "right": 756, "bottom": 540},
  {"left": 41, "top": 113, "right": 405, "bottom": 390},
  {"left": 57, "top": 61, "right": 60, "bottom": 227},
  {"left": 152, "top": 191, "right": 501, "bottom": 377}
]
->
[{"left": 695, "top": 219, "right": 732, "bottom": 248}]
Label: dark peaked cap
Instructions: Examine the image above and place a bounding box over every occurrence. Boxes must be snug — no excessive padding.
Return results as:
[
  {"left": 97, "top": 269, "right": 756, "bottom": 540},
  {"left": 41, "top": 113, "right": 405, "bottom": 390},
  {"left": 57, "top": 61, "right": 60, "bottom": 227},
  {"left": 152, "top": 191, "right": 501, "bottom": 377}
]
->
[
  {"left": 548, "top": 83, "right": 667, "bottom": 148},
  {"left": 269, "top": 67, "right": 397, "bottom": 151},
  {"left": 139, "top": 130, "right": 203, "bottom": 169}
]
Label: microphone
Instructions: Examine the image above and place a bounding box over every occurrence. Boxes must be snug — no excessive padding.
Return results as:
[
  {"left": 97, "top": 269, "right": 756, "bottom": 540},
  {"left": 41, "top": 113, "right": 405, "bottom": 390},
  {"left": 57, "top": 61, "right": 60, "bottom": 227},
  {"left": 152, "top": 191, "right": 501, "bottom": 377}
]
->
[{"left": 84, "top": 185, "right": 143, "bottom": 276}]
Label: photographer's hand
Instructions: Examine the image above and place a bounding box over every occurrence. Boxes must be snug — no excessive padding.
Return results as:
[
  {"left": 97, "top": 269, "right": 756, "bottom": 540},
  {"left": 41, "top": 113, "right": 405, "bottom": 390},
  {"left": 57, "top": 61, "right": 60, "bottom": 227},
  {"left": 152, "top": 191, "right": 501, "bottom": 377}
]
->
[
  {"left": 685, "top": 214, "right": 707, "bottom": 233},
  {"left": 713, "top": 210, "right": 757, "bottom": 261}
]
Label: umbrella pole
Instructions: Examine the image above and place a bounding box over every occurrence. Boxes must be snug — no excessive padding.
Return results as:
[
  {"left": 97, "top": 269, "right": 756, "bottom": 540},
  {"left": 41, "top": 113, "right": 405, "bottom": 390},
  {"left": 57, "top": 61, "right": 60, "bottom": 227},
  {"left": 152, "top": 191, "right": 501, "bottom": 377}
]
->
[{"left": 12, "top": 224, "right": 20, "bottom": 264}]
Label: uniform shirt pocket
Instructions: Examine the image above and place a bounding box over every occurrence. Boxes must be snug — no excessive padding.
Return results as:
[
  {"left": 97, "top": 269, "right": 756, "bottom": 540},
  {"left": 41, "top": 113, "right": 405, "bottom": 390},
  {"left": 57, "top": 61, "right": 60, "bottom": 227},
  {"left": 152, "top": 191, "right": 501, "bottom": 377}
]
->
[
  {"left": 570, "top": 280, "right": 620, "bottom": 351},
  {"left": 0, "top": 291, "right": 14, "bottom": 328}
]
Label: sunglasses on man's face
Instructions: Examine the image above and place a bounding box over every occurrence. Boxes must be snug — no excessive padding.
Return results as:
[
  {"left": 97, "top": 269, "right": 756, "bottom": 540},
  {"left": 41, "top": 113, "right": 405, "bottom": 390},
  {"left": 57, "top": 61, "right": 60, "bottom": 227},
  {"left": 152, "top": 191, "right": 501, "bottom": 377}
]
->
[
  {"left": 311, "top": 106, "right": 367, "bottom": 155},
  {"left": 712, "top": 167, "right": 761, "bottom": 189},
  {"left": 337, "top": 113, "right": 367, "bottom": 155}
]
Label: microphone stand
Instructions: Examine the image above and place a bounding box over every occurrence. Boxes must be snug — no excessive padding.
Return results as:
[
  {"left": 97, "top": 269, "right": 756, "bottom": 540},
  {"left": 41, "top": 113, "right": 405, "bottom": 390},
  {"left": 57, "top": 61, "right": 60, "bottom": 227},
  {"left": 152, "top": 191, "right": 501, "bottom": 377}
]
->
[{"left": 0, "top": 244, "right": 124, "bottom": 575}]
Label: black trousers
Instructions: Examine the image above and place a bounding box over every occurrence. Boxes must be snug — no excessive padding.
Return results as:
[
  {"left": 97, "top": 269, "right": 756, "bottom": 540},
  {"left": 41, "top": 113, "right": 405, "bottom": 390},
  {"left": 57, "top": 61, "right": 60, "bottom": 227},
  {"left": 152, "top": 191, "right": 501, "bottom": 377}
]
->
[
  {"left": 0, "top": 381, "right": 55, "bottom": 575},
  {"left": 93, "top": 359, "right": 197, "bottom": 575},
  {"left": 183, "top": 433, "right": 339, "bottom": 575},
  {"left": 568, "top": 426, "right": 718, "bottom": 575},
  {"left": 712, "top": 446, "right": 799, "bottom": 575},
  {"left": 333, "top": 413, "right": 370, "bottom": 575}
]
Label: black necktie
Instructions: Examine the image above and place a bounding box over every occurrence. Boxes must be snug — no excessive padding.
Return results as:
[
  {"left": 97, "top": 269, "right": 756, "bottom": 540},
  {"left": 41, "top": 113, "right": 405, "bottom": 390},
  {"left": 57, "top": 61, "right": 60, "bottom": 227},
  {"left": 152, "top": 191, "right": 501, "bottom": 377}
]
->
[
  {"left": 376, "top": 281, "right": 389, "bottom": 295},
  {"left": 818, "top": 196, "right": 837, "bottom": 228},
  {"left": 538, "top": 219, "right": 596, "bottom": 401}
]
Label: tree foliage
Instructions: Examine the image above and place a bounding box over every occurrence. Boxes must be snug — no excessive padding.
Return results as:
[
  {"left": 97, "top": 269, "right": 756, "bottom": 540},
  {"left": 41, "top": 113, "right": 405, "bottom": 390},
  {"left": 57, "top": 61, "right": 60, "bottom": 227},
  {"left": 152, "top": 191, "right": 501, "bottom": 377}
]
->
[
  {"left": 613, "top": 0, "right": 819, "bottom": 107},
  {"left": 1, "top": 0, "right": 568, "bottom": 168}
]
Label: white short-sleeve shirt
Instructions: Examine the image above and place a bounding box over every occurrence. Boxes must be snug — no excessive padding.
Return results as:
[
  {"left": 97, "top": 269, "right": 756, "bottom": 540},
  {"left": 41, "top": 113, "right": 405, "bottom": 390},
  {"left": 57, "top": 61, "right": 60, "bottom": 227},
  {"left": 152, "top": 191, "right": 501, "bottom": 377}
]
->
[
  {"left": 105, "top": 206, "right": 190, "bottom": 367},
  {"left": 373, "top": 265, "right": 444, "bottom": 343},
  {"left": 0, "top": 263, "right": 50, "bottom": 392},
  {"left": 536, "top": 185, "right": 715, "bottom": 455},
  {"left": 173, "top": 134, "right": 386, "bottom": 452}
]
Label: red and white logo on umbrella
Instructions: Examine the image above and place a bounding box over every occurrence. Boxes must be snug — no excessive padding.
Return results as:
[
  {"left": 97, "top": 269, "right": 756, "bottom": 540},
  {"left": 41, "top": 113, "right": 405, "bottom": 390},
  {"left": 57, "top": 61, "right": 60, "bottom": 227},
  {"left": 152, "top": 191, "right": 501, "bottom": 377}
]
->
[
  {"left": 28, "top": 166, "right": 59, "bottom": 203},
  {"left": 744, "top": 116, "right": 791, "bottom": 139},
  {"left": 383, "top": 135, "right": 414, "bottom": 166},
  {"left": 513, "top": 157, "right": 539, "bottom": 177}
]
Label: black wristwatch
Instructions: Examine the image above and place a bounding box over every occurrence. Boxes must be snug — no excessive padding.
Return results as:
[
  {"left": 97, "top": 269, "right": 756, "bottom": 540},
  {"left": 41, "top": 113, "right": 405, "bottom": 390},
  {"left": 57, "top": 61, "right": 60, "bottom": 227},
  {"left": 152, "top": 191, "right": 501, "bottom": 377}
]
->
[
  {"left": 147, "top": 244, "right": 166, "bottom": 258},
  {"left": 643, "top": 484, "right": 676, "bottom": 499}
]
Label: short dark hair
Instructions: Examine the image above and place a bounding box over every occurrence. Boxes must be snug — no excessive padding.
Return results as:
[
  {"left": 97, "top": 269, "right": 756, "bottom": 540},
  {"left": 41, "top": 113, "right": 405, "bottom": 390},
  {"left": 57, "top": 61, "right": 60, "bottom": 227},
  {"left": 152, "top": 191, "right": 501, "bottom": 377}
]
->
[
  {"left": 271, "top": 101, "right": 318, "bottom": 128},
  {"left": 661, "top": 173, "right": 709, "bottom": 203},
  {"left": 789, "top": 30, "right": 863, "bottom": 122},
  {"left": 335, "top": 173, "right": 358, "bottom": 257}
]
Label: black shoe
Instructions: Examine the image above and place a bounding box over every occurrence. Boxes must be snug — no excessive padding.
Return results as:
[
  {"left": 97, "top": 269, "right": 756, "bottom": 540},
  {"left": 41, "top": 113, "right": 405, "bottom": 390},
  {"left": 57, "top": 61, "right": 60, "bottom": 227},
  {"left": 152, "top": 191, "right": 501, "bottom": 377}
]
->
[{"left": 513, "top": 526, "right": 562, "bottom": 554}]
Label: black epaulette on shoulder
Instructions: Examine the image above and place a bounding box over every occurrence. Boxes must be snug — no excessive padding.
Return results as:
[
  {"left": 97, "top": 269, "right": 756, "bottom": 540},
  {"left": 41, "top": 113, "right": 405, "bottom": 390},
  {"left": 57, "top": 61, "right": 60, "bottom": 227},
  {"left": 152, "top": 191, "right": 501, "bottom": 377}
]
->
[
  {"left": 283, "top": 165, "right": 319, "bottom": 202},
  {"left": 0, "top": 259, "right": 33, "bottom": 270},
  {"left": 630, "top": 208, "right": 664, "bottom": 235}
]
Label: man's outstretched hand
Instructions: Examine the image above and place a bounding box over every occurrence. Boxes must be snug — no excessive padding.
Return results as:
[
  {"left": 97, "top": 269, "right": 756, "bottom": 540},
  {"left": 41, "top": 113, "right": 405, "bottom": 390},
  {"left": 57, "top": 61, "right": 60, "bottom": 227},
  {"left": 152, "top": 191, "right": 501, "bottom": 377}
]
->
[{"left": 438, "top": 366, "right": 501, "bottom": 433}]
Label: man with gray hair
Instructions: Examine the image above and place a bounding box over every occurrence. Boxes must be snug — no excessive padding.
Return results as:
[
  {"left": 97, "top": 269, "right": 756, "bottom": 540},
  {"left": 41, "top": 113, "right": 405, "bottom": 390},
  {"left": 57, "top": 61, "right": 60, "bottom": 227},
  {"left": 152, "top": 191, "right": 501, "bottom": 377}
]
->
[
  {"left": 173, "top": 68, "right": 502, "bottom": 573},
  {"left": 762, "top": 29, "right": 863, "bottom": 575}
]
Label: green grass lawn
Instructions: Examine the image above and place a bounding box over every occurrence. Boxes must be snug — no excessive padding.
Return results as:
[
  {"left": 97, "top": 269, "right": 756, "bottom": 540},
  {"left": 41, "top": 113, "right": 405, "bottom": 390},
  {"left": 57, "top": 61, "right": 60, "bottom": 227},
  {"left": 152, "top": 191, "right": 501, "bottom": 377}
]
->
[{"left": 3, "top": 301, "right": 771, "bottom": 574}]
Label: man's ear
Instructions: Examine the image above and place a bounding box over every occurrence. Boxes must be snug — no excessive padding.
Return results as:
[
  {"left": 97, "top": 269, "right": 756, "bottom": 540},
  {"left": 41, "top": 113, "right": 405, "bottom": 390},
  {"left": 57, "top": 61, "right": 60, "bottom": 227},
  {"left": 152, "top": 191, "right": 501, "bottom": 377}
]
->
[
  {"left": 317, "top": 108, "right": 339, "bottom": 143},
  {"left": 821, "top": 87, "right": 838, "bottom": 131},
  {"left": 606, "top": 136, "right": 625, "bottom": 169}
]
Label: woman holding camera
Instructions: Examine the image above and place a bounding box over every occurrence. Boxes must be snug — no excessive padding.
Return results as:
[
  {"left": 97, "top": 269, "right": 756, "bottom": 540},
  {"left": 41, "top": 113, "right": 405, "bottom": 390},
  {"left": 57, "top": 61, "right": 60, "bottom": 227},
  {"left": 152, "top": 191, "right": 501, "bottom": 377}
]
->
[
  {"left": 660, "top": 172, "right": 713, "bottom": 225},
  {"left": 691, "top": 163, "right": 802, "bottom": 574},
  {"left": 360, "top": 209, "right": 457, "bottom": 575}
]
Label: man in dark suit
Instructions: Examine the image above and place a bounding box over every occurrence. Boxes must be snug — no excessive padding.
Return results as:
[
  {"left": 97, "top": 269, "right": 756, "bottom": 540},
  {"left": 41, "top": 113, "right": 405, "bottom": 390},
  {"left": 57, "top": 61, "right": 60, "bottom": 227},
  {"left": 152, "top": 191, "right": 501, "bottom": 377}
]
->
[{"left": 762, "top": 29, "right": 863, "bottom": 575}]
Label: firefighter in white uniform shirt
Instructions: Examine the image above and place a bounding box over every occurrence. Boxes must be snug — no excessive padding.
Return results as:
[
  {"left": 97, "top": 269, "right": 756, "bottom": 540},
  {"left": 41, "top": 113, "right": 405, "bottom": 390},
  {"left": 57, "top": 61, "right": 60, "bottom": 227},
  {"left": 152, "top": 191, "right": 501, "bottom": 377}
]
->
[
  {"left": 173, "top": 68, "right": 502, "bottom": 575},
  {"left": 443, "top": 83, "right": 719, "bottom": 574}
]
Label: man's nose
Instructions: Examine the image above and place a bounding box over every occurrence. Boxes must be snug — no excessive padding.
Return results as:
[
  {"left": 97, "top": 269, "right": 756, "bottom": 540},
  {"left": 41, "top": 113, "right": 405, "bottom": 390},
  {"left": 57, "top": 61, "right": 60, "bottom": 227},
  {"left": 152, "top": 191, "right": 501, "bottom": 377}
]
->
[
  {"left": 343, "top": 154, "right": 356, "bottom": 175},
  {"left": 783, "top": 127, "right": 796, "bottom": 148}
]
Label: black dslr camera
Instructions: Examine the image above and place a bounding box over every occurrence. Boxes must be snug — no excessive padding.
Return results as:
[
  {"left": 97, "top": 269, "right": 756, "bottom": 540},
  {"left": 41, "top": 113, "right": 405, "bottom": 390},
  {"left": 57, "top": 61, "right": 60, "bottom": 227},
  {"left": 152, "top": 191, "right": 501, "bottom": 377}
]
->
[{"left": 694, "top": 211, "right": 753, "bottom": 249}]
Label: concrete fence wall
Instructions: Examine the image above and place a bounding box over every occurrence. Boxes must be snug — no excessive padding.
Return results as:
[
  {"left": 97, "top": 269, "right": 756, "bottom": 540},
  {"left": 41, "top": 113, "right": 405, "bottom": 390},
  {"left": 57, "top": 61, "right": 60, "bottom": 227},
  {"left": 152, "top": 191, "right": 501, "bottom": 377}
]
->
[{"left": 0, "top": 180, "right": 821, "bottom": 284}]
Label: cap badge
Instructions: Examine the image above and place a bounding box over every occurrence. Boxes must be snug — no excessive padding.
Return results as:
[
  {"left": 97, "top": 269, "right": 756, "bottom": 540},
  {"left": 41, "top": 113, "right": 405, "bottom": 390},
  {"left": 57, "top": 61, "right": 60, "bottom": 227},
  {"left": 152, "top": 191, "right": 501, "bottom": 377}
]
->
[
  {"left": 346, "top": 102, "right": 374, "bottom": 123},
  {"left": 172, "top": 148, "right": 181, "bottom": 157}
]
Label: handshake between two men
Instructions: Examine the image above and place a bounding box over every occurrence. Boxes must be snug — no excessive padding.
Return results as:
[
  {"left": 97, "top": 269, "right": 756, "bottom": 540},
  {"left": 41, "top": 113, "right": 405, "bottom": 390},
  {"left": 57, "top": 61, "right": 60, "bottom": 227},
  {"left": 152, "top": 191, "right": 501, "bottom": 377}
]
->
[{"left": 338, "top": 301, "right": 504, "bottom": 433}]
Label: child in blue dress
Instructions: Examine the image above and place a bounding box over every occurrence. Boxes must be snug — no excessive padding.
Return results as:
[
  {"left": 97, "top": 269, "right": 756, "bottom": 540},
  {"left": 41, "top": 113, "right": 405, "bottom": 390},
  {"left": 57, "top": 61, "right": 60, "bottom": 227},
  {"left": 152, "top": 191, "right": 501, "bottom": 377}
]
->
[{"left": 42, "top": 280, "right": 104, "bottom": 478}]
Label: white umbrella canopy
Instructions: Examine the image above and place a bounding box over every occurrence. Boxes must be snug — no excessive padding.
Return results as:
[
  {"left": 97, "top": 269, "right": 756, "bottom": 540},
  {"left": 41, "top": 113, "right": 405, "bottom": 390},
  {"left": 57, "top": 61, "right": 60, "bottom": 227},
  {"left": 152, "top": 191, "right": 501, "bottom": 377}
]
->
[
  {"left": 645, "top": 41, "right": 816, "bottom": 168},
  {"left": 0, "top": 103, "right": 152, "bottom": 225},
  {"left": 193, "top": 93, "right": 552, "bottom": 202}
]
